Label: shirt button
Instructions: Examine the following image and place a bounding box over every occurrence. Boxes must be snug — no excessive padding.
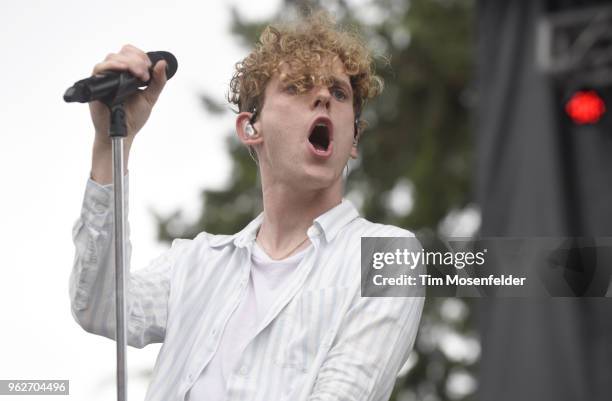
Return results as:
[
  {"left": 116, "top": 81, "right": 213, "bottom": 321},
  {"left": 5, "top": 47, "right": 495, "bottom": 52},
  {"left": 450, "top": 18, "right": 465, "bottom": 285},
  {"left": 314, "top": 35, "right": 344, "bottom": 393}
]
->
[
  {"left": 187, "top": 373, "right": 194, "bottom": 381},
  {"left": 307, "top": 226, "right": 320, "bottom": 236},
  {"left": 239, "top": 365, "right": 249, "bottom": 375},
  {"left": 211, "top": 328, "right": 218, "bottom": 336}
]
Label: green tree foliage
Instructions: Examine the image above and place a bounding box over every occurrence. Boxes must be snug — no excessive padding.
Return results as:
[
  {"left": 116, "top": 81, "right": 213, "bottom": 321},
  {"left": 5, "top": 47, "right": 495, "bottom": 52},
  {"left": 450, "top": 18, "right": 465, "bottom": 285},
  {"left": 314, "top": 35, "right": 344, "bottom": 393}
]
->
[{"left": 157, "top": 1, "right": 477, "bottom": 400}]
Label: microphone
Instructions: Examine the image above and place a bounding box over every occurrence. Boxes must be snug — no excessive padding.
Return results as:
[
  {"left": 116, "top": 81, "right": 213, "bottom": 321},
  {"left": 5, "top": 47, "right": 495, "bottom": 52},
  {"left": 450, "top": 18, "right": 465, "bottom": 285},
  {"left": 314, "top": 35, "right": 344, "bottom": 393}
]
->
[{"left": 63, "top": 51, "right": 178, "bottom": 104}]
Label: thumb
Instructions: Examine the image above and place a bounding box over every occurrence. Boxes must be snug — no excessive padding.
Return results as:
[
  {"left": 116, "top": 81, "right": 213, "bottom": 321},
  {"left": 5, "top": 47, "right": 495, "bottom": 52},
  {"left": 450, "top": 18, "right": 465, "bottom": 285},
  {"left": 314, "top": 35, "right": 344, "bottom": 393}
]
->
[{"left": 143, "top": 60, "right": 168, "bottom": 105}]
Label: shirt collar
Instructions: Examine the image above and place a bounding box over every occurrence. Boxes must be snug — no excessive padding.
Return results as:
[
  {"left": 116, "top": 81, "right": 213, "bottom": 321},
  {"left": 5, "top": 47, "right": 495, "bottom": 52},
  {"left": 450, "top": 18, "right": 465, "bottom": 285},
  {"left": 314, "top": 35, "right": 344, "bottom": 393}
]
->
[
  {"left": 207, "top": 198, "right": 360, "bottom": 248},
  {"left": 312, "top": 198, "right": 360, "bottom": 243}
]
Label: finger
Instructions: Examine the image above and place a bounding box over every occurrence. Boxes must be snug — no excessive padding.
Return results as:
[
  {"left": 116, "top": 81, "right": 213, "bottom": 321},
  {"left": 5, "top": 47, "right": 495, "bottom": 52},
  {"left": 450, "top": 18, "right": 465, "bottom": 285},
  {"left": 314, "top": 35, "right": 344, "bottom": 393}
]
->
[
  {"left": 92, "top": 60, "right": 128, "bottom": 76},
  {"left": 119, "top": 44, "right": 148, "bottom": 60},
  {"left": 114, "top": 51, "right": 151, "bottom": 81},
  {"left": 119, "top": 44, "right": 152, "bottom": 70},
  {"left": 93, "top": 53, "right": 150, "bottom": 82},
  {"left": 143, "top": 60, "right": 168, "bottom": 106}
]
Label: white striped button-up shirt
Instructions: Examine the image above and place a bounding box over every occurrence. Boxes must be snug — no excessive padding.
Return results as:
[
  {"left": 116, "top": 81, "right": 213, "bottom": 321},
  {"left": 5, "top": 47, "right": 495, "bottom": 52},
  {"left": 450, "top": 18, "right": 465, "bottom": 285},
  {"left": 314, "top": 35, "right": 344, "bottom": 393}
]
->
[{"left": 70, "top": 179, "right": 424, "bottom": 401}]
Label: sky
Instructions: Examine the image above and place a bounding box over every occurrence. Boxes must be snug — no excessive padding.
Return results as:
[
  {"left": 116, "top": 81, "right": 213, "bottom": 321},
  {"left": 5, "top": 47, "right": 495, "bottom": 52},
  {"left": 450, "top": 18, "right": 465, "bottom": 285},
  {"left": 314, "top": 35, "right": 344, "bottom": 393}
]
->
[{"left": 0, "top": 1, "right": 280, "bottom": 399}]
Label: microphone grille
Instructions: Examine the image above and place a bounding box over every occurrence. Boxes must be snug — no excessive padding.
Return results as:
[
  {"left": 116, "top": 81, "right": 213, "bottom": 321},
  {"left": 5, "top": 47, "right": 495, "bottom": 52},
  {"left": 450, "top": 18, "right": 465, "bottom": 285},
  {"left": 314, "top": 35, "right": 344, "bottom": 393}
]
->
[{"left": 147, "top": 51, "right": 178, "bottom": 80}]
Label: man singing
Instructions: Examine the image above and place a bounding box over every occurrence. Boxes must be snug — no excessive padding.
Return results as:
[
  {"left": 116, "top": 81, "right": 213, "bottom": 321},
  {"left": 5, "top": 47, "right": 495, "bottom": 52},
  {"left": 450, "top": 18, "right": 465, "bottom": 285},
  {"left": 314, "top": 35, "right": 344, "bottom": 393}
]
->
[{"left": 70, "top": 11, "right": 424, "bottom": 401}]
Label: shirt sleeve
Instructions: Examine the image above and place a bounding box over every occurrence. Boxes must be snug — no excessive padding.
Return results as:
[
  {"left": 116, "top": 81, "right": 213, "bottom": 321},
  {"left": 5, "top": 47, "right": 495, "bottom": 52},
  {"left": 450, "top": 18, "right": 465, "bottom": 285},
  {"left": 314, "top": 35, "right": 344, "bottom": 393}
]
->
[
  {"left": 306, "top": 295, "right": 424, "bottom": 401},
  {"left": 69, "top": 177, "right": 183, "bottom": 348},
  {"left": 307, "top": 232, "right": 425, "bottom": 401}
]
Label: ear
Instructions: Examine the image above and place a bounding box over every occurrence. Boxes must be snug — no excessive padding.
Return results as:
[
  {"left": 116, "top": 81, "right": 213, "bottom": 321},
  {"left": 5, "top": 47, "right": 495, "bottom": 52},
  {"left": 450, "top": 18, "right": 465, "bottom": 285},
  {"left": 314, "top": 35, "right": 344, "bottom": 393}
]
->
[
  {"left": 350, "top": 115, "right": 361, "bottom": 159},
  {"left": 236, "top": 112, "right": 263, "bottom": 146},
  {"left": 350, "top": 131, "right": 359, "bottom": 159}
]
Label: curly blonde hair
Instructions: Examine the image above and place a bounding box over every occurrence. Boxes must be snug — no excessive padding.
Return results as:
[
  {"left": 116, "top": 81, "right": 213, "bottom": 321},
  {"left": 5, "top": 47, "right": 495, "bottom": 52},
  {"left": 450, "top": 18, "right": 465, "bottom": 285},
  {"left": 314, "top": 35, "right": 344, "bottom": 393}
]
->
[{"left": 228, "top": 10, "right": 383, "bottom": 129}]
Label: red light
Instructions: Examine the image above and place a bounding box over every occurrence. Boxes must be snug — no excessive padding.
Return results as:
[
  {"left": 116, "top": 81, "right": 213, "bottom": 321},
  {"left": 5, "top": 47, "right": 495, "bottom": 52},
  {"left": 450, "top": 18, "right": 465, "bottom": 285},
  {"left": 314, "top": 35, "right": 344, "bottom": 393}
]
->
[{"left": 565, "top": 90, "right": 606, "bottom": 124}]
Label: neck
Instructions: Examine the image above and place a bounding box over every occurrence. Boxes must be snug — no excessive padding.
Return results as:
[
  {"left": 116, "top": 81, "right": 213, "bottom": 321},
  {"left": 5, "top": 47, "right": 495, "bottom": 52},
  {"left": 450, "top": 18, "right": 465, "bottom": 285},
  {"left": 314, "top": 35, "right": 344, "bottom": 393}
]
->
[{"left": 256, "top": 177, "right": 343, "bottom": 259}]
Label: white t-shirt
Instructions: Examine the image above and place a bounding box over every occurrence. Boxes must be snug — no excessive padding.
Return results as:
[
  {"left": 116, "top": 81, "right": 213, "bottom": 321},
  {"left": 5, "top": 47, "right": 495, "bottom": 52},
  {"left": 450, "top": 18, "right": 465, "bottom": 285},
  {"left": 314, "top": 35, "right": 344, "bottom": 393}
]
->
[{"left": 186, "top": 242, "right": 311, "bottom": 401}]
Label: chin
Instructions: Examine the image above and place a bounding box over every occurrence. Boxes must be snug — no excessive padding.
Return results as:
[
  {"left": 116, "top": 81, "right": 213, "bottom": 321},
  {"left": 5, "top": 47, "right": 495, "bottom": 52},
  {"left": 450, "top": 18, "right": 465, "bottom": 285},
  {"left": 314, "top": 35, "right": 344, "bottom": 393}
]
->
[{"left": 296, "top": 165, "right": 343, "bottom": 190}]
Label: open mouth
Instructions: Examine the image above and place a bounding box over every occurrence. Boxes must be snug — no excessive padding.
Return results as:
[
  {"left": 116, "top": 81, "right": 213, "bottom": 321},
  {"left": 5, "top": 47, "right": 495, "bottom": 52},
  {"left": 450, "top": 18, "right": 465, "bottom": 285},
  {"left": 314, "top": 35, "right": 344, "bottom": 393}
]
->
[{"left": 308, "top": 117, "right": 333, "bottom": 157}]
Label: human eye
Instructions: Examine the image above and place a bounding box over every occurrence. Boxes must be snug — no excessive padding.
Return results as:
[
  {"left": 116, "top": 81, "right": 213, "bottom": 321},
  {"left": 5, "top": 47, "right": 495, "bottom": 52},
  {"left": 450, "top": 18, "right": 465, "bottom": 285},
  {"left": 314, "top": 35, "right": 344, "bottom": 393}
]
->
[
  {"left": 331, "top": 85, "right": 348, "bottom": 101},
  {"left": 283, "top": 84, "right": 298, "bottom": 95}
]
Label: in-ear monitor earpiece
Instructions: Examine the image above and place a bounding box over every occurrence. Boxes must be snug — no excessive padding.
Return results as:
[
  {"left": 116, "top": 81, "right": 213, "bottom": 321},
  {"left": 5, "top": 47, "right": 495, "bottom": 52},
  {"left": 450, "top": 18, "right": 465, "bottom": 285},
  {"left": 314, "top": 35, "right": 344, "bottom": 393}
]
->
[
  {"left": 353, "top": 112, "right": 360, "bottom": 144},
  {"left": 245, "top": 106, "right": 259, "bottom": 138},
  {"left": 245, "top": 123, "right": 256, "bottom": 137}
]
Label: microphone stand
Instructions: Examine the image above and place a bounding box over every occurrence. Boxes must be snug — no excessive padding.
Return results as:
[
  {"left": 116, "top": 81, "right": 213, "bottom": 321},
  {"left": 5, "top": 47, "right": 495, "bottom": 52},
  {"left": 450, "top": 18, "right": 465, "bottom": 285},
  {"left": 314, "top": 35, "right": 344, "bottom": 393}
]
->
[
  {"left": 98, "top": 71, "right": 139, "bottom": 401},
  {"left": 64, "top": 80, "right": 131, "bottom": 401},
  {"left": 65, "top": 54, "right": 177, "bottom": 401},
  {"left": 64, "top": 54, "right": 177, "bottom": 401},
  {"left": 108, "top": 101, "right": 129, "bottom": 401}
]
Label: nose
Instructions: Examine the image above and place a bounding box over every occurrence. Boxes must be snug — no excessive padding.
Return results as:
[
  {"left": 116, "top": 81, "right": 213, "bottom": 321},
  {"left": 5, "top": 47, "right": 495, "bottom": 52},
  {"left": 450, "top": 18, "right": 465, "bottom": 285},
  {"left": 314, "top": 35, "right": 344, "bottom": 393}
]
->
[{"left": 311, "top": 86, "right": 331, "bottom": 111}]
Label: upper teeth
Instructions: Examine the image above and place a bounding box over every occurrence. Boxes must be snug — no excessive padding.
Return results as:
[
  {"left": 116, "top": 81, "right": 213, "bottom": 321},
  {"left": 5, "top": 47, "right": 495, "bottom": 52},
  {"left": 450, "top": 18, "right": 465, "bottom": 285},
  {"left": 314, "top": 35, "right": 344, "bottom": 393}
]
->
[{"left": 317, "top": 123, "right": 327, "bottom": 128}]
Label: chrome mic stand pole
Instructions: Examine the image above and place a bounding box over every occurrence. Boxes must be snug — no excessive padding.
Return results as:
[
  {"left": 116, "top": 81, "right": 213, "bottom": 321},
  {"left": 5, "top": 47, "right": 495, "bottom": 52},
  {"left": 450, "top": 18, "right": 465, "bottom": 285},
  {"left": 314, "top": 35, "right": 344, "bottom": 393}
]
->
[{"left": 109, "top": 102, "right": 128, "bottom": 401}]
